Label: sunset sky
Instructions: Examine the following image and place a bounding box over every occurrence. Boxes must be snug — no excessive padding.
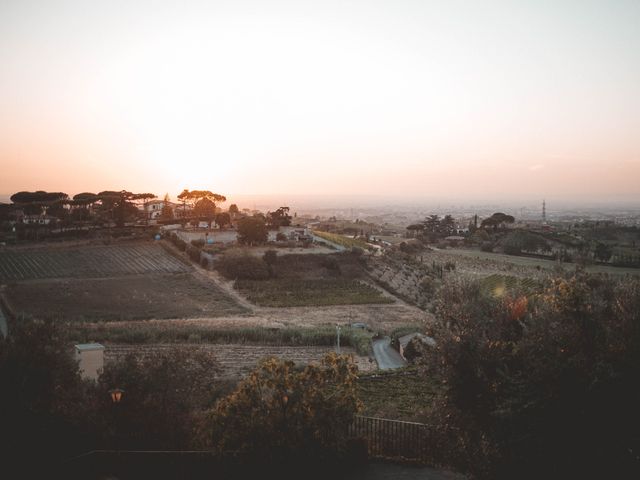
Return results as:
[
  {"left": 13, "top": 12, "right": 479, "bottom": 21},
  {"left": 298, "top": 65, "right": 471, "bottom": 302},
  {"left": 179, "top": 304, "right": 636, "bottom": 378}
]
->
[{"left": 1, "top": 0, "right": 639, "bottom": 204}]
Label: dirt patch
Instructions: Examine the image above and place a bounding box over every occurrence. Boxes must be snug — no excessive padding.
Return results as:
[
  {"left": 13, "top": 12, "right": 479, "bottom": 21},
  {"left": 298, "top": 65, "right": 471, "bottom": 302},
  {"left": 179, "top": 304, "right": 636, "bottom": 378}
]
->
[{"left": 3, "top": 273, "right": 248, "bottom": 322}]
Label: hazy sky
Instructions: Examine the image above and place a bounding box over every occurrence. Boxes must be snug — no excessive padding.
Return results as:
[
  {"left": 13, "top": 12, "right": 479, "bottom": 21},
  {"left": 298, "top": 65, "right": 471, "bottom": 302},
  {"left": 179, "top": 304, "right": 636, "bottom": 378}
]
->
[{"left": 1, "top": 0, "right": 639, "bottom": 203}]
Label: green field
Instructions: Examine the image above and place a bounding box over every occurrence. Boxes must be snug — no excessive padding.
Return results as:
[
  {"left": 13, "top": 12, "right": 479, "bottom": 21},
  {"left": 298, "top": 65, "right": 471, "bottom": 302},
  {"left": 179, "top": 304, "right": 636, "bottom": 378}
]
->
[
  {"left": 312, "top": 230, "right": 371, "bottom": 250},
  {"left": 235, "top": 278, "right": 394, "bottom": 307},
  {"left": 446, "top": 248, "right": 640, "bottom": 276}
]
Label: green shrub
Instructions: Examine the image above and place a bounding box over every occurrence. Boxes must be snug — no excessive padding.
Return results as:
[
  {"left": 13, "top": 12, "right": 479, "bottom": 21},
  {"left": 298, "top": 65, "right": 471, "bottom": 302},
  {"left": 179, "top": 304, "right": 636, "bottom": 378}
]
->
[
  {"left": 480, "top": 242, "right": 494, "bottom": 252},
  {"left": 186, "top": 245, "right": 201, "bottom": 262},
  {"left": 216, "top": 253, "right": 270, "bottom": 280},
  {"left": 263, "top": 250, "right": 278, "bottom": 266},
  {"left": 175, "top": 238, "right": 187, "bottom": 251}
]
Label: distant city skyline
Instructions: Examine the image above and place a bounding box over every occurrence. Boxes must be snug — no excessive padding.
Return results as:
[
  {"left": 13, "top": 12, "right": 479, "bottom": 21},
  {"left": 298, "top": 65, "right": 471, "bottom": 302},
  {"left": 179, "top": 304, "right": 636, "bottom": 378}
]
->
[{"left": 1, "top": 1, "right": 639, "bottom": 202}]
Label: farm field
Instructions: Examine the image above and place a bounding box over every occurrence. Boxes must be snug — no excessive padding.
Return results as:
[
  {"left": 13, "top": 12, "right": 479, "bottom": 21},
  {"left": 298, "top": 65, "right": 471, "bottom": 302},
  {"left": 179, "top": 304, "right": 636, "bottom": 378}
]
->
[
  {"left": 235, "top": 278, "right": 394, "bottom": 307},
  {"left": 215, "top": 251, "right": 398, "bottom": 308},
  {"left": 440, "top": 248, "right": 640, "bottom": 276},
  {"left": 0, "top": 243, "right": 190, "bottom": 281},
  {"left": 103, "top": 343, "right": 375, "bottom": 378},
  {"left": 312, "top": 230, "right": 370, "bottom": 250},
  {"left": 3, "top": 273, "right": 248, "bottom": 322}
]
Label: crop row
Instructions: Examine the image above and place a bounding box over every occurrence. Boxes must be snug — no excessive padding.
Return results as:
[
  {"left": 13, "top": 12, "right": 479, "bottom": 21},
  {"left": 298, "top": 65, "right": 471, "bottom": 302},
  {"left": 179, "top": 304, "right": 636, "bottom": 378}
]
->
[
  {"left": 0, "top": 243, "right": 191, "bottom": 281},
  {"left": 312, "top": 230, "right": 371, "bottom": 250},
  {"left": 235, "top": 278, "right": 395, "bottom": 307}
]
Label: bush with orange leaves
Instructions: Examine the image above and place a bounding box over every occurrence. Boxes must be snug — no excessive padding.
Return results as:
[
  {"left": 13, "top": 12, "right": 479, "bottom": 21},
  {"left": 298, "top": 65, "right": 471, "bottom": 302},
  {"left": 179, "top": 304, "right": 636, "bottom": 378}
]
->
[
  {"left": 200, "top": 353, "right": 362, "bottom": 463},
  {"left": 419, "top": 273, "right": 640, "bottom": 480}
]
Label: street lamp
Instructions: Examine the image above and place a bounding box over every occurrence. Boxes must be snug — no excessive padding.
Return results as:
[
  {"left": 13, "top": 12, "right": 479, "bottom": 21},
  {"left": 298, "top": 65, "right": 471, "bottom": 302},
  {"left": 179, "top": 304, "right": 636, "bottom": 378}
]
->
[
  {"left": 109, "top": 388, "right": 124, "bottom": 404},
  {"left": 336, "top": 324, "right": 341, "bottom": 354}
]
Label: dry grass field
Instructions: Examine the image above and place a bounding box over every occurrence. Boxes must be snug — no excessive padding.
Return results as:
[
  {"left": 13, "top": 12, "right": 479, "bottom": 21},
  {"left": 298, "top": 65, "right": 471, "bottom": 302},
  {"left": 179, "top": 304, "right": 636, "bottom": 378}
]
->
[
  {"left": 236, "top": 278, "right": 393, "bottom": 307},
  {"left": 0, "top": 241, "right": 247, "bottom": 321},
  {"left": 3, "top": 274, "right": 248, "bottom": 322}
]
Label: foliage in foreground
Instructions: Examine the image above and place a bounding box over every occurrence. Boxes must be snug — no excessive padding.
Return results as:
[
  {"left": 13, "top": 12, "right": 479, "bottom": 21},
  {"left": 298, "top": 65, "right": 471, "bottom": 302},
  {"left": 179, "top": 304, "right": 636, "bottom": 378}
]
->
[
  {"left": 419, "top": 273, "right": 640, "bottom": 479},
  {"left": 200, "top": 354, "right": 362, "bottom": 461},
  {"left": 0, "top": 320, "right": 227, "bottom": 475}
]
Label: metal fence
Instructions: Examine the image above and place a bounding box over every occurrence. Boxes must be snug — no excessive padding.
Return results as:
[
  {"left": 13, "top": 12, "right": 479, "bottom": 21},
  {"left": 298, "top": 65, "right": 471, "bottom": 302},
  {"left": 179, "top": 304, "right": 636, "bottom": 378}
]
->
[{"left": 349, "top": 415, "right": 432, "bottom": 462}]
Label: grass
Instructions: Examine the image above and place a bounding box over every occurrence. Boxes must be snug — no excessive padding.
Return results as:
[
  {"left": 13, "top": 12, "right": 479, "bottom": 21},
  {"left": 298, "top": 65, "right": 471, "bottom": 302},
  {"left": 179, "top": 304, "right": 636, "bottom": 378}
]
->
[
  {"left": 446, "top": 247, "right": 640, "bottom": 276},
  {"left": 312, "top": 230, "right": 371, "bottom": 250},
  {"left": 357, "top": 369, "right": 441, "bottom": 422},
  {"left": 3, "top": 273, "right": 248, "bottom": 322},
  {"left": 67, "top": 323, "right": 374, "bottom": 355},
  {"left": 479, "top": 274, "right": 543, "bottom": 297},
  {"left": 235, "top": 278, "right": 394, "bottom": 307}
]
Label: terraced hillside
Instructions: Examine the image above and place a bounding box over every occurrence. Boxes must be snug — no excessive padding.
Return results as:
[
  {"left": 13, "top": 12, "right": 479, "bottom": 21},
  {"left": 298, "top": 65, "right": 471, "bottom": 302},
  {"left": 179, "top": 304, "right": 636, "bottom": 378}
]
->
[{"left": 0, "top": 243, "right": 190, "bottom": 281}]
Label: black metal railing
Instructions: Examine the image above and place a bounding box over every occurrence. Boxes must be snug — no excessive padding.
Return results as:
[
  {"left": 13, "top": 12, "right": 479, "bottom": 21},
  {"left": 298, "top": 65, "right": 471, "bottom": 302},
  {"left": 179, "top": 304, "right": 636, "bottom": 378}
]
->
[{"left": 349, "top": 415, "right": 432, "bottom": 462}]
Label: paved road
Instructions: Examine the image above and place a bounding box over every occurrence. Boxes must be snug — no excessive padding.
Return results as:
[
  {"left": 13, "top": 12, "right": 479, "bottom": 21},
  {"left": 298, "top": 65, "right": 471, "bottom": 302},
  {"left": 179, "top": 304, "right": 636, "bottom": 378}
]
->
[{"left": 372, "top": 336, "right": 407, "bottom": 370}]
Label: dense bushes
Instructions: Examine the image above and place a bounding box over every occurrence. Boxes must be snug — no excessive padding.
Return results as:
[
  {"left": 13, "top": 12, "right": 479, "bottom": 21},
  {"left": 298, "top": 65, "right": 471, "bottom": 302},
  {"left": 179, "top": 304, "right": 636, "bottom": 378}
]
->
[
  {"left": 200, "top": 354, "right": 361, "bottom": 462},
  {"left": 0, "top": 319, "right": 226, "bottom": 475},
  {"left": 501, "top": 230, "right": 550, "bottom": 255},
  {"left": 216, "top": 252, "right": 270, "bottom": 280},
  {"left": 419, "top": 274, "right": 640, "bottom": 479}
]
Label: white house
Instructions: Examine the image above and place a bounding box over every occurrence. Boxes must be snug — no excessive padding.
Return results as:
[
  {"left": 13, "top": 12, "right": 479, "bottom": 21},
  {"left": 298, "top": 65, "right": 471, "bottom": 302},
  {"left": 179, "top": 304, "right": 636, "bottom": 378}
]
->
[{"left": 142, "top": 200, "right": 180, "bottom": 219}]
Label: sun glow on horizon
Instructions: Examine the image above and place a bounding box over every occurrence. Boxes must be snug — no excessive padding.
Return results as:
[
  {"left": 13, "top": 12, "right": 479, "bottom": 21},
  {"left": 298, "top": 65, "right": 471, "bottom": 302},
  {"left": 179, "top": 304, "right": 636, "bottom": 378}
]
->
[{"left": 1, "top": 0, "right": 639, "bottom": 202}]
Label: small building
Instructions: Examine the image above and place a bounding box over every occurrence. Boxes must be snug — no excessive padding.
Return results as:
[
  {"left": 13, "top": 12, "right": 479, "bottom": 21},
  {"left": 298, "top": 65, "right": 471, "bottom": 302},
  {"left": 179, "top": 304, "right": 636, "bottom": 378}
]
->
[
  {"left": 398, "top": 333, "right": 436, "bottom": 361},
  {"left": 143, "top": 200, "right": 181, "bottom": 220},
  {"left": 75, "top": 343, "right": 105, "bottom": 381},
  {"left": 288, "top": 228, "right": 313, "bottom": 243}
]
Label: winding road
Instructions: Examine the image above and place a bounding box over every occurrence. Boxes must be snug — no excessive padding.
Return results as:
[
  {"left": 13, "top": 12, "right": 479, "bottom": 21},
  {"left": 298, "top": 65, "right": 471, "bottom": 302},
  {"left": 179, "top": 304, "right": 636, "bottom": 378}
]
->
[{"left": 372, "top": 336, "right": 407, "bottom": 370}]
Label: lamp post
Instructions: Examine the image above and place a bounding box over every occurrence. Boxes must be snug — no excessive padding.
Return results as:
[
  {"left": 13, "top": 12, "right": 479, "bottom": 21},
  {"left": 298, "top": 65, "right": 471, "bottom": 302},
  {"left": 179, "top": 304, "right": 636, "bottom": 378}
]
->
[
  {"left": 336, "top": 324, "right": 341, "bottom": 354},
  {"left": 108, "top": 389, "right": 125, "bottom": 450},
  {"left": 109, "top": 388, "right": 124, "bottom": 404}
]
